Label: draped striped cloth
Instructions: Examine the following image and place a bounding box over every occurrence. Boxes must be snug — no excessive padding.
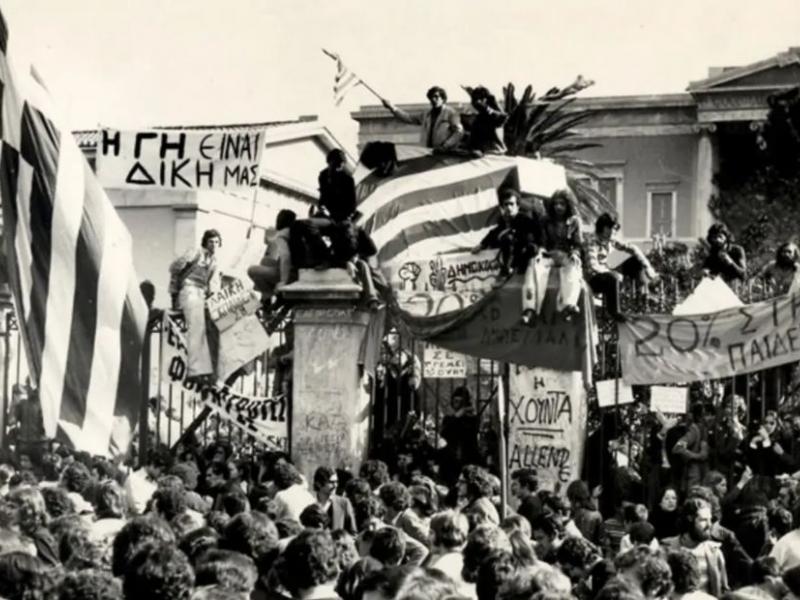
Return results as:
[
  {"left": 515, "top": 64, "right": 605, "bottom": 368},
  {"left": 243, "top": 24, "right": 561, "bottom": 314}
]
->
[{"left": 0, "top": 9, "right": 148, "bottom": 456}]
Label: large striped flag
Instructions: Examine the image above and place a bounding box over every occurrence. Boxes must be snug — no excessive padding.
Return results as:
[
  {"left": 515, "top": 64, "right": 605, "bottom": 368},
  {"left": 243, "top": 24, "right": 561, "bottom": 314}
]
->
[
  {"left": 0, "top": 10, "right": 148, "bottom": 456},
  {"left": 322, "top": 49, "right": 362, "bottom": 106},
  {"left": 356, "top": 151, "right": 569, "bottom": 268}
]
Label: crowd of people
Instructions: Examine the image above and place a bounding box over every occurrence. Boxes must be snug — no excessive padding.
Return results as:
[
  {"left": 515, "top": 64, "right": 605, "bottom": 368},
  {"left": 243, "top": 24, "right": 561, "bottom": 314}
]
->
[{"left": 2, "top": 420, "right": 800, "bottom": 600}]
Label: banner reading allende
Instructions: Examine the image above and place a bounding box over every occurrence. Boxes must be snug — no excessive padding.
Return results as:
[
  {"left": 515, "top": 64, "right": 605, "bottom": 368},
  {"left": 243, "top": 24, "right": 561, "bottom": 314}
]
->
[
  {"left": 619, "top": 291, "right": 800, "bottom": 384},
  {"left": 507, "top": 366, "right": 587, "bottom": 493},
  {"left": 96, "top": 128, "right": 264, "bottom": 190},
  {"left": 161, "top": 315, "right": 287, "bottom": 450}
]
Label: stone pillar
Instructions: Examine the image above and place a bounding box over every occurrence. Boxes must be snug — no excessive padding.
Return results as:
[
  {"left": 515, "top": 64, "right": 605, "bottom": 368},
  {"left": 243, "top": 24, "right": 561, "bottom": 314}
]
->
[
  {"left": 282, "top": 270, "right": 372, "bottom": 483},
  {"left": 693, "top": 123, "right": 717, "bottom": 237}
]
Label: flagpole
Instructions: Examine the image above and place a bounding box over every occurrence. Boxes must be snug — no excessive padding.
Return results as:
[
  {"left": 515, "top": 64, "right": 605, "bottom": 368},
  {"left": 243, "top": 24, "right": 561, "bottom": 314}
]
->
[{"left": 498, "top": 362, "right": 510, "bottom": 519}]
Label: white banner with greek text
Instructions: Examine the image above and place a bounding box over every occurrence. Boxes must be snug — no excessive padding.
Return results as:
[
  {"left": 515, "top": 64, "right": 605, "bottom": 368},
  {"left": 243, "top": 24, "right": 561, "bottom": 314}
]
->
[
  {"left": 507, "top": 366, "right": 587, "bottom": 493},
  {"left": 96, "top": 128, "right": 264, "bottom": 190},
  {"left": 619, "top": 292, "right": 800, "bottom": 384},
  {"left": 161, "top": 315, "right": 287, "bottom": 450}
]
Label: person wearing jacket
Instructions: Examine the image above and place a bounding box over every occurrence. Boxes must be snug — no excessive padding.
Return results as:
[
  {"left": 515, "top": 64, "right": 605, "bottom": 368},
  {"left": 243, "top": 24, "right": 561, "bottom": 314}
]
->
[
  {"left": 382, "top": 86, "right": 463, "bottom": 152},
  {"left": 247, "top": 209, "right": 296, "bottom": 306}
]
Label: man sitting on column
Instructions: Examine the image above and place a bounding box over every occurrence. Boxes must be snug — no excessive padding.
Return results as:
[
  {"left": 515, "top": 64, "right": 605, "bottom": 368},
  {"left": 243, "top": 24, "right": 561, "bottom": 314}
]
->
[
  {"left": 521, "top": 189, "right": 584, "bottom": 324},
  {"left": 168, "top": 229, "right": 221, "bottom": 382},
  {"left": 471, "top": 188, "right": 542, "bottom": 278},
  {"left": 382, "top": 86, "right": 464, "bottom": 152},
  {"left": 585, "top": 212, "right": 658, "bottom": 321},
  {"left": 247, "top": 209, "right": 296, "bottom": 310}
]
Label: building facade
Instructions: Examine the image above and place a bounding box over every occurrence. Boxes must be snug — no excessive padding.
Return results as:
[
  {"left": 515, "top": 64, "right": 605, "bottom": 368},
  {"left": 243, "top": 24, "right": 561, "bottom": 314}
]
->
[{"left": 352, "top": 47, "right": 800, "bottom": 245}]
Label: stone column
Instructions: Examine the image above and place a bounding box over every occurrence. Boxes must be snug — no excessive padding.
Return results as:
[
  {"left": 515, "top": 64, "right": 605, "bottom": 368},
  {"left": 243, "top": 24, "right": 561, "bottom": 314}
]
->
[
  {"left": 282, "top": 270, "right": 372, "bottom": 483},
  {"left": 693, "top": 123, "right": 717, "bottom": 237}
]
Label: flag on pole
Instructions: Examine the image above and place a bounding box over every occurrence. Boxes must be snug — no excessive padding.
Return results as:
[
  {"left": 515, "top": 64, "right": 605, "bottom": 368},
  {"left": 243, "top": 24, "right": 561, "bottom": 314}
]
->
[
  {"left": 0, "top": 9, "right": 148, "bottom": 456},
  {"left": 322, "top": 49, "right": 362, "bottom": 106}
]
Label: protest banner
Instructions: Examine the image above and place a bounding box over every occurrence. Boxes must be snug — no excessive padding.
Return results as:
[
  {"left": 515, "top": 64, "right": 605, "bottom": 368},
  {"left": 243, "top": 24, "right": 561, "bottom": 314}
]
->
[
  {"left": 594, "top": 379, "right": 635, "bottom": 408},
  {"left": 507, "top": 366, "right": 587, "bottom": 493},
  {"left": 423, "top": 343, "right": 467, "bottom": 379},
  {"left": 619, "top": 291, "right": 800, "bottom": 384},
  {"left": 650, "top": 386, "right": 688, "bottom": 414},
  {"left": 207, "top": 277, "right": 261, "bottom": 333},
  {"left": 161, "top": 315, "right": 287, "bottom": 450},
  {"left": 96, "top": 128, "right": 264, "bottom": 190},
  {"left": 388, "top": 250, "right": 502, "bottom": 292}
]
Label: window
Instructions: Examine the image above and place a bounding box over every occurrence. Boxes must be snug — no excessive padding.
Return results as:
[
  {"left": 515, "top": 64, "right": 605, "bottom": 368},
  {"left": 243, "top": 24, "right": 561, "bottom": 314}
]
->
[
  {"left": 574, "top": 175, "right": 624, "bottom": 225},
  {"left": 647, "top": 190, "right": 676, "bottom": 238}
]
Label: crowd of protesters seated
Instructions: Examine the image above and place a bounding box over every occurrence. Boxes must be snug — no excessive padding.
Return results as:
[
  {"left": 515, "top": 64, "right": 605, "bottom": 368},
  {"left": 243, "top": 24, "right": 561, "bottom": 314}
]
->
[{"left": 4, "top": 408, "right": 800, "bottom": 600}]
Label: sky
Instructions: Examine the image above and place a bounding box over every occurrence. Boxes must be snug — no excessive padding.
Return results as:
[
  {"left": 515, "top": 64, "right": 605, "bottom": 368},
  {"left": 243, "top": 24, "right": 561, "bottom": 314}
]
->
[{"left": 4, "top": 0, "right": 800, "bottom": 152}]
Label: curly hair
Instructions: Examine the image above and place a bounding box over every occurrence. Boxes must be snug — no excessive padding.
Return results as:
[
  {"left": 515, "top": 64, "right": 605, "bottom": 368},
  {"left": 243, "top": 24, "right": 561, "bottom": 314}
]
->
[
  {"left": 123, "top": 542, "right": 194, "bottom": 600},
  {"left": 0, "top": 552, "right": 58, "bottom": 600},
  {"left": 201, "top": 229, "right": 222, "bottom": 250},
  {"left": 353, "top": 496, "right": 385, "bottom": 532},
  {"left": 555, "top": 536, "right": 600, "bottom": 571},
  {"left": 678, "top": 497, "right": 711, "bottom": 534},
  {"left": 272, "top": 460, "right": 302, "bottom": 490},
  {"left": 378, "top": 481, "right": 411, "bottom": 513},
  {"left": 426, "top": 86, "right": 447, "bottom": 102},
  {"left": 152, "top": 486, "right": 188, "bottom": 522},
  {"left": 429, "top": 510, "right": 469, "bottom": 550},
  {"left": 545, "top": 189, "right": 578, "bottom": 221},
  {"left": 344, "top": 478, "right": 372, "bottom": 506},
  {"left": 336, "top": 557, "right": 382, "bottom": 600},
  {"left": 477, "top": 549, "right": 516, "bottom": 600},
  {"left": 94, "top": 480, "right": 126, "bottom": 519},
  {"left": 111, "top": 515, "right": 176, "bottom": 576},
  {"left": 178, "top": 526, "right": 220, "bottom": 566},
  {"left": 221, "top": 511, "right": 279, "bottom": 561},
  {"left": 300, "top": 503, "right": 330, "bottom": 530},
  {"left": 59, "top": 569, "right": 121, "bottom": 600},
  {"left": 768, "top": 505, "right": 793, "bottom": 537},
  {"left": 368, "top": 527, "right": 406, "bottom": 567},
  {"left": 61, "top": 462, "right": 93, "bottom": 495},
  {"left": 460, "top": 465, "right": 494, "bottom": 501},
  {"left": 638, "top": 555, "right": 673, "bottom": 598},
  {"left": 195, "top": 549, "right": 258, "bottom": 594},
  {"left": 707, "top": 222, "right": 732, "bottom": 245},
  {"left": 462, "top": 525, "right": 512, "bottom": 584},
  {"left": 396, "top": 568, "right": 458, "bottom": 600},
  {"left": 205, "top": 510, "right": 230, "bottom": 535},
  {"left": 279, "top": 529, "right": 340, "bottom": 595},
  {"left": 9, "top": 487, "right": 48, "bottom": 535},
  {"left": 220, "top": 490, "right": 249, "bottom": 517},
  {"left": 359, "top": 460, "right": 390, "bottom": 490},
  {"left": 40, "top": 486, "right": 75, "bottom": 519}
]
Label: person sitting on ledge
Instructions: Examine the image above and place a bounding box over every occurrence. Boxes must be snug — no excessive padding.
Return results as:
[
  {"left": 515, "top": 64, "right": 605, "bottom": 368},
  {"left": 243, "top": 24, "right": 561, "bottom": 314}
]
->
[
  {"left": 471, "top": 188, "right": 543, "bottom": 278},
  {"left": 521, "top": 189, "right": 584, "bottom": 324},
  {"left": 702, "top": 223, "right": 746, "bottom": 284},
  {"left": 247, "top": 209, "right": 296, "bottom": 309},
  {"left": 585, "top": 212, "right": 658, "bottom": 320},
  {"left": 382, "top": 86, "right": 464, "bottom": 153}
]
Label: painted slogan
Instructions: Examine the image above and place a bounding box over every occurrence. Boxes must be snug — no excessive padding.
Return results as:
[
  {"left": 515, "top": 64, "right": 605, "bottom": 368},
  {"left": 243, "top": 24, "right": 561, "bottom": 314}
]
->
[
  {"left": 96, "top": 128, "right": 264, "bottom": 190},
  {"left": 508, "top": 366, "right": 587, "bottom": 493},
  {"left": 619, "top": 291, "right": 800, "bottom": 384}
]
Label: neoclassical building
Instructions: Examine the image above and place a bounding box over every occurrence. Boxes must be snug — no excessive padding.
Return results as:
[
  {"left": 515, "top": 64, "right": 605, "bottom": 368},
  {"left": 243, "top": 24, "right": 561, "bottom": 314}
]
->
[{"left": 352, "top": 47, "right": 800, "bottom": 244}]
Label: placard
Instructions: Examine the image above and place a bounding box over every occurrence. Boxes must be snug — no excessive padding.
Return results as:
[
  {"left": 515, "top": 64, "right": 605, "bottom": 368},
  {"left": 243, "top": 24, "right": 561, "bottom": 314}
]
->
[
  {"left": 507, "top": 366, "right": 587, "bottom": 493},
  {"left": 595, "top": 379, "right": 635, "bottom": 408},
  {"left": 389, "top": 250, "right": 502, "bottom": 291},
  {"left": 96, "top": 128, "right": 264, "bottom": 190},
  {"left": 207, "top": 277, "right": 261, "bottom": 333},
  {"left": 423, "top": 343, "right": 467, "bottom": 379},
  {"left": 161, "top": 315, "right": 287, "bottom": 450},
  {"left": 619, "top": 291, "right": 800, "bottom": 384},
  {"left": 650, "top": 386, "right": 687, "bottom": 414}
]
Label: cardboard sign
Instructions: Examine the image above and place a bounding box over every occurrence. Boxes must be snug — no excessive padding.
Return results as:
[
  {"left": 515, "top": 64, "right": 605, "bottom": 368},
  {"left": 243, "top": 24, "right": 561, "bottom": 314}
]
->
[
  {"left": 595, "top": 379, "right": 635, "bottom": 408},
  {"left": 96, "top": 128, "right": 263, "bottom": 190},
  {"left": 507, "top": 366, "right": 587, "bottom": 493},
  {"left": 650, "top": 386, "right": 688, "bottom": 414},
  {"left": 207, "top": 278, "right": 261, "bottom": 333},
  {"left": 161, "top": 315, "right": 287, "bottom": 450},
  {"left": 619, "top": 291, "right": 800, "bottom": 384},
  {"left": 423, "top": 343, "right": 467, "bottom": 379}
]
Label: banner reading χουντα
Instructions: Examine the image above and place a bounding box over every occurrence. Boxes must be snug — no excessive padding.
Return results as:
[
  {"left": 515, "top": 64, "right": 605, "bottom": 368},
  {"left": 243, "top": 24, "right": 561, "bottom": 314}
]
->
[
  {"left": 161, "top": 315, "right": 287, "bottom": 450},
  {"left": 96, "top": 128, "right": 264, "bottom": 190},
  {"left": 507, "top": 366, "right": 587, "bottom": 493},
  {"left": 619, "top": 291, "right": 800, "bottom": 384}
]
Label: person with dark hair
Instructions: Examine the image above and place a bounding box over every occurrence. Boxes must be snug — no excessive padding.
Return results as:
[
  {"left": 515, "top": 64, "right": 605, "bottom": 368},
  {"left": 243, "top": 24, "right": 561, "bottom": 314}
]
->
[
  {"left": 726, "top": 555, "right": 784, "bottom": 599},
  {"left": 40, "top": 486, "right": 75, "bottom": 519},
  {"left": 59, "top": 568, "right": 122, "bottom": 600},
  {"left": 758, "top": 241, "right": 800, "bottom": 296},
  {"left": 585, "top": 211, "right": 657, "bottom": 319},
  {"left": 744, "top": 410, "right": 794, "bottom": 477},
  {"left": 510, "top": 468, "right": 543, "bottom": 527},
  {"left": 359, "top": 460, "right": 390, "bottom": 491},
  {"left": 458, "top": 465, "right": 500, "bottom": 527},
  {"left": 368, "top": 526, "right": 406, "bottom": 567},
  {"left": 111, "top": 514, "right": 176, "bottom": 576},
  {"left": 381, "top": 86, "right": 464, "bottom": 152},
  {"left": 123, "top": 541, "right": 194, "bottom": 600},
  {"left": 168, "top": 228, "right": 222, "bottom": 379},
  {"left": 667, "top": 548, "right": 713, "bottom": 599},
  {"left": 151, "top": 485, "right": 188, "bottom": 522},
  {"left": 531, "top": 512, "right": 564, "bottom": 563},
  {"left": 300, "top": 503, "right": 331, "bottom": 530},
  {"left": 466, "top": 86, "right": 507, "bottom": 156},
  {"left": 461, "top": 525, "right": 512, "bottom": 584},
  {"left": 318, "top": 149, "right": 357, "bottom": 224},
  {"left": 220, "top": 489, "right": 250, "bottom": 517},
  {"left": 336, "top": 556, "right": 382, "bottom": 600},
  {"left": 8, "top": 486, "right": 59, "bottom": 566},
  {"left": 476, "top": 549, "right": 516, "bottom": 600},
  {"left": 89, "top": 480, "right": 127, "bottom": 548},
  {"left": 379, "top": 481, "right": 427, "bottom": 546},
  {"left": 565, "top": 480, "right": 604, "bottom": 546},
  {"left": 314, "top": 466, "right": 356, "bottom": 534},
  {"left": 762, "top": 505, "right": 793, "bottom": 556},
  {"left": 179, "top": 526, "right": 220, "bottom": 566},
  {"left": 221, "top": 511, "right": 279, "bottom": 563},
  {"left": 702, "top": 223, "right": 746, "bottom": 283},
  {"left": 0, "top": 552, "right": 56, "bottom": 600},
  {"left": 194, "top": 549, "right": 258, "bottom": 596},
  {"left": 522, "top": 188, "right": 584, "bottom": 323},
  {"left": 556, "top": 536, "right": 602, "bottom": 592},
  {"left": 271, "top": 461, "right": 316, "bottom": 521},
  {"left": 331, "top": 530, "right": 359, "bottom": 572},
  {"left": 662, "top": 498, "right": 728, "bottom": 596},
  {"left": 248, "top": 208, "right": 298, "bottom": 305},
  {"left": 279, "top": 529, "right": 341, "bottom": 599}
]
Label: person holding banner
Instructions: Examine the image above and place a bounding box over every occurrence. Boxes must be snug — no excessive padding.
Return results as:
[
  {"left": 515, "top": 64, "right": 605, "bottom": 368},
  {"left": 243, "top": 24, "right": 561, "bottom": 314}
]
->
[
  {"left": 169, "top": 229, "right": 222, "bottom": 380},
  {"left": 522, "top": 189, "right": 584, "bottom": 324}
]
